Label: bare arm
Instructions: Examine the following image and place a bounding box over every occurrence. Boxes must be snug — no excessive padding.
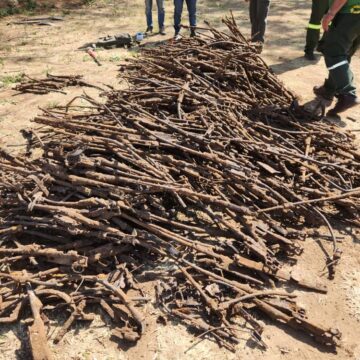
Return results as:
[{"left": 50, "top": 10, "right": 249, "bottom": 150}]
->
[{"left": 322, "top": 0, "right": 347, "bottom": 31}]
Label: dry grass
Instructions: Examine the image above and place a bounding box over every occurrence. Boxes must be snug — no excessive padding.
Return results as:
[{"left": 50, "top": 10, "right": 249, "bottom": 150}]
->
[{"left": 0, "top": 1, "right": 359, "bottom": 359}]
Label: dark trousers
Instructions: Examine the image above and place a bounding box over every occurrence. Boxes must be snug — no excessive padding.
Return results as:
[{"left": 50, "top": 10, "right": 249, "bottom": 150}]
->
[
  {"left": 249, "top": 0, "right": 270, "bottom": 43},
  {"left": 145, "top": 0, "right": 165, "bottom": 29},
  {"left": 318, "top": 14, "right": 360, "bottom": 97},
  {"left": 174, "top": 0, "right": 197, "bottom": 34},
  {"left": 304, "top": 0, "right": 328, "bottom": 54}
]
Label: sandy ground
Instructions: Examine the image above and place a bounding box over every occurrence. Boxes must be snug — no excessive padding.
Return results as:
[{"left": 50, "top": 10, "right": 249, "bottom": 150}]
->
[{"left": 0, "top": 0, "right": 360, "bottom": 359}]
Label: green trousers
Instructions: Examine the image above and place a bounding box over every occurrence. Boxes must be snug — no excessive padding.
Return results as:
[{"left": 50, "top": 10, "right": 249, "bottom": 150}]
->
[
  {"left": 318, "top": 14, "right": 360, "bottom": 97},
  {"left": 305, "top": 0, "right": 328, "bottom": 54}
]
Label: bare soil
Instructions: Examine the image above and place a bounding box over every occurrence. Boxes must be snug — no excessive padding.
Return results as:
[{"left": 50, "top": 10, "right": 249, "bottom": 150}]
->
[{"left": 0, "top": 0, "right": 359, "bottom": 359}]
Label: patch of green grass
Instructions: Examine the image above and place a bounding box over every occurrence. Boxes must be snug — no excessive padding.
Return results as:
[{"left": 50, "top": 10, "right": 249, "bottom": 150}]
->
[
  {"left": 83, "top": 54, "right": 104, "bottom": 63},
  {"left": 0, "top": 0, "right": 58, "bottom": 17},
  {"left": 42, "top": 67, "right": 53, "bottom": 75},
  {"left": 108, "top": 54, "right": 121, "bottom": 62},
  {"left": 0, "top": 7, "right": 20, "bottom": 18},
  {"left": 84, "top": 0, "right": 96, "bottom": 6},
  {"left": 82, "top": 350, "right": 91, "bottom": 360},
  {"left": 0, "top": 99, "right": 17, "bottom": 105},
  {"left": 1, "top": 44, "right": 13, "bottom": 53},
  {"left": 23, "top": 0, "right": 37, "bottom": 11},
  {"left": 0, "top": 58, "right": 4, "bottom": 67},
  {"left": 46, "top": 101, "right": 60, "bottom": 109},
  {"left": 0, "top": 0, "right": 37, "bottom": 18},
  {"left": 126, "top": 48, "right": 140, "bottom": 59},
  {"left": 0, "top": 73, "right": 24, "bottom": 87}
]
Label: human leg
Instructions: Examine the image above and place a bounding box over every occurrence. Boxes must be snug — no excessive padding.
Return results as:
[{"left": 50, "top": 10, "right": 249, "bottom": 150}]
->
[
  {"left": 249, "top": 0, "right": 259, "bottom": 41},
  {"left": 322, "top": 14, "right": 360, "bottom": 113},
  {"left": 305, "top": 0, "right": 328, "bottom": 56},
  {"left": 145, "top": 0, "right": 153, "bottom": 30},
  {"left": 156, "top": 0, "right": 165, "bottom": 30},
  {"left": 252, "top": 0, "right": 270, "bottom": 43},
  {"left": 323, "top": 14, "right": 360, "bottom": 97},
  {"left": 174, "top": 0, "right": 184, "bottom": 35},
  {"left": 185, "top": 0, "right": 197, "bottom": 28}
]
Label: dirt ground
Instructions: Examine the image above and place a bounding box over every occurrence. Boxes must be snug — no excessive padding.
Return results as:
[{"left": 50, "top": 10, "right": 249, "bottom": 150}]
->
[{"left": 0, "top": 0, "right": 360, "bottom": 359}]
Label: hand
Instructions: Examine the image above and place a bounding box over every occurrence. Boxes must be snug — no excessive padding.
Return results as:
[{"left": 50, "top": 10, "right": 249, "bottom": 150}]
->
[{"left": 322, "top": 12, "right": 334, "bottom": 31}]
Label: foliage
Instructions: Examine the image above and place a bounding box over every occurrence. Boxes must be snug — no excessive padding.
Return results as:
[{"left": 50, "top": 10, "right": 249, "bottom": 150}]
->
[
  {"left": 0, "top": 7, "right": 20, "bottom": 17},
  {"left": 0, "top": 73, "right": 24, "bottom": 86}
]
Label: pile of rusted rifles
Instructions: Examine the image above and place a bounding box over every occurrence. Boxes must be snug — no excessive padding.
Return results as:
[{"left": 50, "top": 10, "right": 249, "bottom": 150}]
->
[
  {"left": 14, "top": 73, "right": 102, "bottom": 94},
  {"left": 1, "top": 15, "right": 359, "bottom": 357}
]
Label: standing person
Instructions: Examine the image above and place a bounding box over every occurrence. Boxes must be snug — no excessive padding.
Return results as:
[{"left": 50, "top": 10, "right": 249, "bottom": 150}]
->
[
  {"left": 174, "top": 0, "right": 197, "bottom": 39},
  {"left": 145, "top": 0, "right": 166, "bottom": 35},
  {"left": 314, "top": 0, "right": 360, "bottom": 115},
  {"left": 248, "top": 0, "right": 271, "bottom": 51},
  {"left": 304, "top": 0, "right": 328, "bottom": 60}
]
